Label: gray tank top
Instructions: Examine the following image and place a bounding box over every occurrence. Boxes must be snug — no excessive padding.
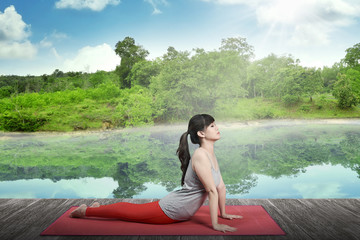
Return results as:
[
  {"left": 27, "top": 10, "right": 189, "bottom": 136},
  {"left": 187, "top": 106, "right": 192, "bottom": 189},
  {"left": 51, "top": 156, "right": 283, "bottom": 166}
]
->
[{"left": 159, "top": 157, "right": 221, "bottom": 221}]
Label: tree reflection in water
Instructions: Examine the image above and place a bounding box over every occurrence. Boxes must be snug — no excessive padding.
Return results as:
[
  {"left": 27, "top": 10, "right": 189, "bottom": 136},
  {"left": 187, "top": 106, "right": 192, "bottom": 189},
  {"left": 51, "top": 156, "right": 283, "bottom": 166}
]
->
[{"left": 0, "top": 121, "right": 360, "bottom": 198}]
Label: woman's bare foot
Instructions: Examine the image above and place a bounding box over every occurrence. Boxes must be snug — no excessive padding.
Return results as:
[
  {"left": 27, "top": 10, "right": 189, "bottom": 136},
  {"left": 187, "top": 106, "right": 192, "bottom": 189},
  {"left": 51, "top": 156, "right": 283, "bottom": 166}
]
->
[
  {"left": 90, "top": 202, "right": 100, "bottom": 208},
  {"left": 69, "top": 204, "right": 87, "bottom": 218}
]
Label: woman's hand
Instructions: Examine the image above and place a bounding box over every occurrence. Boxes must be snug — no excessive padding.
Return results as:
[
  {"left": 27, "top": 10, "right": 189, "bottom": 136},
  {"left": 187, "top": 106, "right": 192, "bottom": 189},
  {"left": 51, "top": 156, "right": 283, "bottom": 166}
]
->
[
  {"left": 221, "top": 213, "right": 243, "bottom": 220},
  {"left": 213, "top": 223, "right": 237, "bottom": 233}
]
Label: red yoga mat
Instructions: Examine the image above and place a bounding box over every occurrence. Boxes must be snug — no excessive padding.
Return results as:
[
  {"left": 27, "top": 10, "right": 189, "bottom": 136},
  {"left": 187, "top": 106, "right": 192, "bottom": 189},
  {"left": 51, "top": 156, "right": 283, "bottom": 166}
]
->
[{"left": 41, "top": 205, "right": 286, "bottom": 236}]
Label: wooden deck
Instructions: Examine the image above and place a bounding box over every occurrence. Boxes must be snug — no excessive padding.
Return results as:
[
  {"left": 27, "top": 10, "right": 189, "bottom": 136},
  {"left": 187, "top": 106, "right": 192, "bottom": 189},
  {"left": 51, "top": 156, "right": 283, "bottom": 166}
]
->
[{"left": 0, "top": 199, "right": 359, "bottom": 240}]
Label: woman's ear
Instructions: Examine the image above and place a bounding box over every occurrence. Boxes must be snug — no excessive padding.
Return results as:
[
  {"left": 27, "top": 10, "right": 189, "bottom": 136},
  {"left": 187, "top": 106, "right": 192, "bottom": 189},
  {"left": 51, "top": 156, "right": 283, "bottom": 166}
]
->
[{"left": 197, "top": 130, "right": 205, "bottom": 138}]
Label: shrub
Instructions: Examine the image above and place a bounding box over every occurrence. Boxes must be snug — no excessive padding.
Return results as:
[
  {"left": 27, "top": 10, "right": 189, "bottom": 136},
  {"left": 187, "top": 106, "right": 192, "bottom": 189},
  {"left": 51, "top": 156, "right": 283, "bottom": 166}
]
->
[
  {"left": 314, "top": 95, "right": 328, "bottom": 109},
  {"left": 333, "top": 84, "right": 358, "bottom": 109},
  {"left": 253, "top": 108, "right": 274, "bottom": 119},
  {"left": 0, "top": 86, "right": 13, "bottom": 99},
  {"left": 0, "top": 111, "right": 47, "bottom": 132},
  {"left": 333, "top": 73, "right": 359, "bottom": 109},
  {"left": 315, "top": 103, "right": 323, "bottom": 110},
  {"left": 282, "top": 94, "right": 300, "bottom": 107},
  {"left": 87, "top": 83, "right": 122, "bottom": 101},
  {"left": 114, "top": 88, "right": 157, "bottom": 127},
  {"left": 299, "top": 104, "right": 311, "bottom": 112}
]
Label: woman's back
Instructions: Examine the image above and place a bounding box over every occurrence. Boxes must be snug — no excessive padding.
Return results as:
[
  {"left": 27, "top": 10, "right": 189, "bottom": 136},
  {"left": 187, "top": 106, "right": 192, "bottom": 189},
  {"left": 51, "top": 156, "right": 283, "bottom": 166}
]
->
[{"left": 159, "top": 158, "right": 221, "bottom": 221}]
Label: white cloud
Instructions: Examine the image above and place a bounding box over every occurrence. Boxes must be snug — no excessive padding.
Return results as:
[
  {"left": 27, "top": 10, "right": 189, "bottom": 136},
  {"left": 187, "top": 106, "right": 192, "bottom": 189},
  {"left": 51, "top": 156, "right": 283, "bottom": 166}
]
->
[
  {"left": 144, "top": 0, "right": 168, "bottom": 14},
  {"left": 39, "top": 31, "right": 68, "bottom": 59},
  {"left": 201, "top": 0, "right": 360, "bottom": 46},
  {"left": 290, "top": 22, "right": 331, "bottom": 46},
  {"left": 293, "top": 183, "right": 347, "bottom": 198},
  {"left": 61, "top": 43, "right": 120, "bottom": 73},
  {"left": 55, "top": 0, "right": 120, "bottom": 11},
  {"left": 0, "top": 177, "right": 118, "bottom": 198},
  {"left": 0, "top": 5, "right": 37, "bottom": 59},
  {"left": 0, "top": 5, "right": 30, "bottom": 41},
  {"left": 51, "top": 48, "right": 61, "bottom": 60},
  {"left": 200, "top": 0, "right": 262, "bottom": 7},
  {"left": 40, "top": 37, "right": 53, "bottom": 48},
  {"left": 51, "top": 31, "right": 68, "bottom": 40},
  {"left": 0, "top": 41, "right": 37, "bottom": 59}
]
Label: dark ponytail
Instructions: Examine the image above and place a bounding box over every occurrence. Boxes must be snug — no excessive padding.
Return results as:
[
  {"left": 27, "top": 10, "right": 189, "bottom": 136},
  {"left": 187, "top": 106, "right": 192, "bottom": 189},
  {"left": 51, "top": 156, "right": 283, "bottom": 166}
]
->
[
  {"left": 176, "top": 132, "right": 190, "bottom": 186},
  {"left": 176, "top": 114, "right": 215, "bottom": 186}
]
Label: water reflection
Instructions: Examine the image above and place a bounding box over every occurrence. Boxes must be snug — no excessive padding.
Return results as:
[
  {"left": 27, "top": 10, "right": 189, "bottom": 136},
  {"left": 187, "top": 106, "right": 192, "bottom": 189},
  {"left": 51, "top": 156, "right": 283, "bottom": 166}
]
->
[
  {"left": 227, "top": 164, "right": 360, "bottom": 198},
  {"left": 0, "top": 120, "right": 360, "bottom": 198},
  {"left": 0, "top": 177, "right": 118, "bottom": 198}
]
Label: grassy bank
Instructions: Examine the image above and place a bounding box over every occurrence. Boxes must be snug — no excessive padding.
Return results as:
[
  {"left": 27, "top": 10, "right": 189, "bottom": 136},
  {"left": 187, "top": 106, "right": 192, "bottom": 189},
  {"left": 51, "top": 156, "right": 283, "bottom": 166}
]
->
[
  {"left": 0, "top": 85, "right": 159, "bottom": 132},
  {"left": 1, "top": 86, "right": 359, "bottom": 132},
  {"left": 216, "top": 95, "right": 360, "bottom": 122}
]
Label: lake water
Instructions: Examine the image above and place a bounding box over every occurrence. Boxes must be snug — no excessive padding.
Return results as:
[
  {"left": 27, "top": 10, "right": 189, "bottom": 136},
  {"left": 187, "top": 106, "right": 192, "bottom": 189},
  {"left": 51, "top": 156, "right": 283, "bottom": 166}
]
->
[{"left": 1, "top": 119, "right": 360, "bottom": 199}]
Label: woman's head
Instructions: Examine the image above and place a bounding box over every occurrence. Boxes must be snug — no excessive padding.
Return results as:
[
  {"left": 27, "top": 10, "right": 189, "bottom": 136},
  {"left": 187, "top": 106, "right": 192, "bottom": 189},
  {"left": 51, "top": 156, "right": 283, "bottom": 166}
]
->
[
  {"left": 177, "top": 114, "right": 215, "bottom": 185},
  {"left": 187, "top": 114, "right": 215, "bottom": 145}
]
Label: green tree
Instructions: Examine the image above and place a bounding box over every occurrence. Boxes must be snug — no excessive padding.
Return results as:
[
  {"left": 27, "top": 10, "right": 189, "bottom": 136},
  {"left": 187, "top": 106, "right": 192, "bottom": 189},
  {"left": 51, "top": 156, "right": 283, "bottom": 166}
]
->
[
  {"left": 191, "top": 47, "right": 248, "bottom": 102},
  {"left": 333, "top": 71, "right": 360, "bottom": 108},
  {"left": 342, "top": 42, "right": 360, "bottom": 69},
  {"left": 322, "top": 63, "right": 340, "bottom": 91},
  {"left": 88, "top": 71, "right": 108, "bottom": 88},
  {"left": 127, "top": 59, "right": 161, "bottom": 87},
  {"left": 150, "top": 37, "right": 253, "bottom": 120},
  {"left": 271, "top": 65, "right": 303, "bottom": 100},
  {"left": 149, "top": 48, "right": 193, "bottom": 119},
  {"left": 114, "top": 87, "right": 159, "bottom": 127},
  {"left": 220, "top": 37, "right": 254, "bottom": 61},
  {"left": 115, "top": 37, "right": 149, "bottom": 88},
  {"left": 162, "top": 46, "right": 181, "bottom": 61},
  {"left": 246, "top": 54, "right": 295, "bottom": 98},
  {"left": 301, "top": 67, "right": 323, "bottom": 102},
  {"left": 52, "top": 69, "right": 65, "bottom": 78},
  {"left": 0, "top": 86, "right": 13, "bottom": 99}
]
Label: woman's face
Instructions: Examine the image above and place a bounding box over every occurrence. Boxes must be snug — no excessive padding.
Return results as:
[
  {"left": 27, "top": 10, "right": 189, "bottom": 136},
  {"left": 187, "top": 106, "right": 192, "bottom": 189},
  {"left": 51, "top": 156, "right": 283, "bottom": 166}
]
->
[{"left": 203, "top": 122, "right": 221, "bottom": 141}]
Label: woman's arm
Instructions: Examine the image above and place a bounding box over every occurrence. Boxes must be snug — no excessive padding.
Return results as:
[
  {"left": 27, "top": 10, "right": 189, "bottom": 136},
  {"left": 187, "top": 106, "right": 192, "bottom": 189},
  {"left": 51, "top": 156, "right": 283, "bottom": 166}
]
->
[
  {"left": 217, "top": 177, "right": 226, "bottom": 217},
  {"left": 192, "top": 150, "right": 236, "bottom": 232},
  {"left": 217, "top": 176, "right": 243, "bottom": 220}
]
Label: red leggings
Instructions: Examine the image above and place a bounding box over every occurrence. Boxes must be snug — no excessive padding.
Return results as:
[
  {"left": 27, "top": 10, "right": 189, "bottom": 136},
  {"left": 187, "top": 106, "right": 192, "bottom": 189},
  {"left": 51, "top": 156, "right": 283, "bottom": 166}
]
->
[{"left": 85, "top": 201, "right": 179, "bottom": 224}]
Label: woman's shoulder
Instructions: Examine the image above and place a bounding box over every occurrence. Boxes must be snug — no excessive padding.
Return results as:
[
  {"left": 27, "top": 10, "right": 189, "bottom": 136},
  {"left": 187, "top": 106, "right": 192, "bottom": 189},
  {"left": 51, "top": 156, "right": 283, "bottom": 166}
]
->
[
  {"left": 192, "top": 148, "right": 210, "bottom": 165},
  {"left": 193, "top": 148, "right": 206, "bottom": 158}
]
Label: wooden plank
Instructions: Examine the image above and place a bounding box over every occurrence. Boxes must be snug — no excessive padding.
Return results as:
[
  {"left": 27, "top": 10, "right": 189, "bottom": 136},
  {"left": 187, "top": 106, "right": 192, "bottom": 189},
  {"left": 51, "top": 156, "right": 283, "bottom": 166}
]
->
[
  {"left": 269, "top": 199, "right": 359, "bottom": 240},
  {"left": 263, "top": 199, "right": 310, "bottom": 240},
  {"left": 273, "top": 199, "right": 335, "bottom": 240},
  {"left": 0, "top": 199, "right": 359, "bottom": 240},
  {"left": 327, "top": 199, "right": 360, "bottom": 218},
  {"left": 300, "top": 199, "right": 360, "bottom": 240}
]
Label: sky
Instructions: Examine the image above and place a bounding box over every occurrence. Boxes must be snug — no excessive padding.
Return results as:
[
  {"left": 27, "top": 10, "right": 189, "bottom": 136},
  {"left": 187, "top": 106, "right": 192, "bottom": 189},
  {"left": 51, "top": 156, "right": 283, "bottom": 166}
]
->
[{"left": 0, "top": 0, "right": 359, "bottom": 76}]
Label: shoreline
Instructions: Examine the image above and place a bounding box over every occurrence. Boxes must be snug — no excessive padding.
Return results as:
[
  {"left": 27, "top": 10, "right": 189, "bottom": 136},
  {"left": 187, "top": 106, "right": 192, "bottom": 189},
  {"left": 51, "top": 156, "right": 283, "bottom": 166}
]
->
[{"left": 1, "top": 117, "right": 360, "bottom": 137}]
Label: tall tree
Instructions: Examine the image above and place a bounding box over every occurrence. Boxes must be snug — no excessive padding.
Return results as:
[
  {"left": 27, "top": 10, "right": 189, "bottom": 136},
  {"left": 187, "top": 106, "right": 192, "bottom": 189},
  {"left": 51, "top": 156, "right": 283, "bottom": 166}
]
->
[
  {"left": 342, "top": 42, "right": 360, "bottom": 69},
  {"left": 127, "top": 60, "right": 161, "bottom": 87},
  {"left": 301, "top": 67, "right": 323, "bottom": 102},
  {"left": 322, "top": 63, "right": 340, "bottom": 91},
  {"left": 246, "top": 54, "right": 295, "bottom": 98},
  {"left": 149, "top": 47, "right": 192, "bottom": 119},
  {"left": 115, "top": 37, "right": 149, "bottom": 88},
  {"left": 149, "top": 37, "right": 253, "bottom": 120},
  {"left": 220, "top": 37, "right": 254, "bottom": 61}
]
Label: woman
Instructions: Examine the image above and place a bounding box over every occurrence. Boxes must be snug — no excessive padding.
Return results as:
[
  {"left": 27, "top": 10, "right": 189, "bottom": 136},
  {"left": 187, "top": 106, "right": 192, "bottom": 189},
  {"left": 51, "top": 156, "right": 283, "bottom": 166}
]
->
[{"left": 70, "top": 114, "right": 242, "bottom": 233}]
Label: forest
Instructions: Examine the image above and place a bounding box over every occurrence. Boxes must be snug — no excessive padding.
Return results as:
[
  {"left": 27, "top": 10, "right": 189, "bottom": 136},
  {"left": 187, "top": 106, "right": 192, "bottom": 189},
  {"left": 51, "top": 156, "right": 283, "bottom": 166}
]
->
[{"left": 0, "top": 37, "right": 360, "bottom": 132}]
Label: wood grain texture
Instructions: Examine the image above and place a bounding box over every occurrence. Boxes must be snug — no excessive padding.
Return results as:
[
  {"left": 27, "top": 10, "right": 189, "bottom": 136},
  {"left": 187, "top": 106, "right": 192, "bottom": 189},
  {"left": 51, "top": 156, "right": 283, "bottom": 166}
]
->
[{"left": 0, "top": 199, "right": 359, "bottom": 240}]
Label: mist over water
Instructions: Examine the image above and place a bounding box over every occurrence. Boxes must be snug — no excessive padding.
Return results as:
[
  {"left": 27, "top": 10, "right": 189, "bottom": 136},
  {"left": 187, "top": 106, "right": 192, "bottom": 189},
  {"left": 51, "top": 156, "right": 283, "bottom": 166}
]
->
[{"left": 0, "top": 119, "right": 360, "bottom": 198}]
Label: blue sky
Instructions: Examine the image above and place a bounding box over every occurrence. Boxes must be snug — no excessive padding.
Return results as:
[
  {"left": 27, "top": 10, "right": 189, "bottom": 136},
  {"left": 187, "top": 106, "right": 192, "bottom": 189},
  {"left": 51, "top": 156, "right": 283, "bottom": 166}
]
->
[{"left": 0, "top": 0, "right": 359, "bottom": 76}]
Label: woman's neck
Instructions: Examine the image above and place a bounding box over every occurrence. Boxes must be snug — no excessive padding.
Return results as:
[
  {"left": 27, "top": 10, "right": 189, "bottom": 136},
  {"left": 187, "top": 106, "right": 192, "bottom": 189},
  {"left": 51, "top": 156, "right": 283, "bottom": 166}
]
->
[{"left": 200, "top": 141, "right": 214, "bottom": 155}]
